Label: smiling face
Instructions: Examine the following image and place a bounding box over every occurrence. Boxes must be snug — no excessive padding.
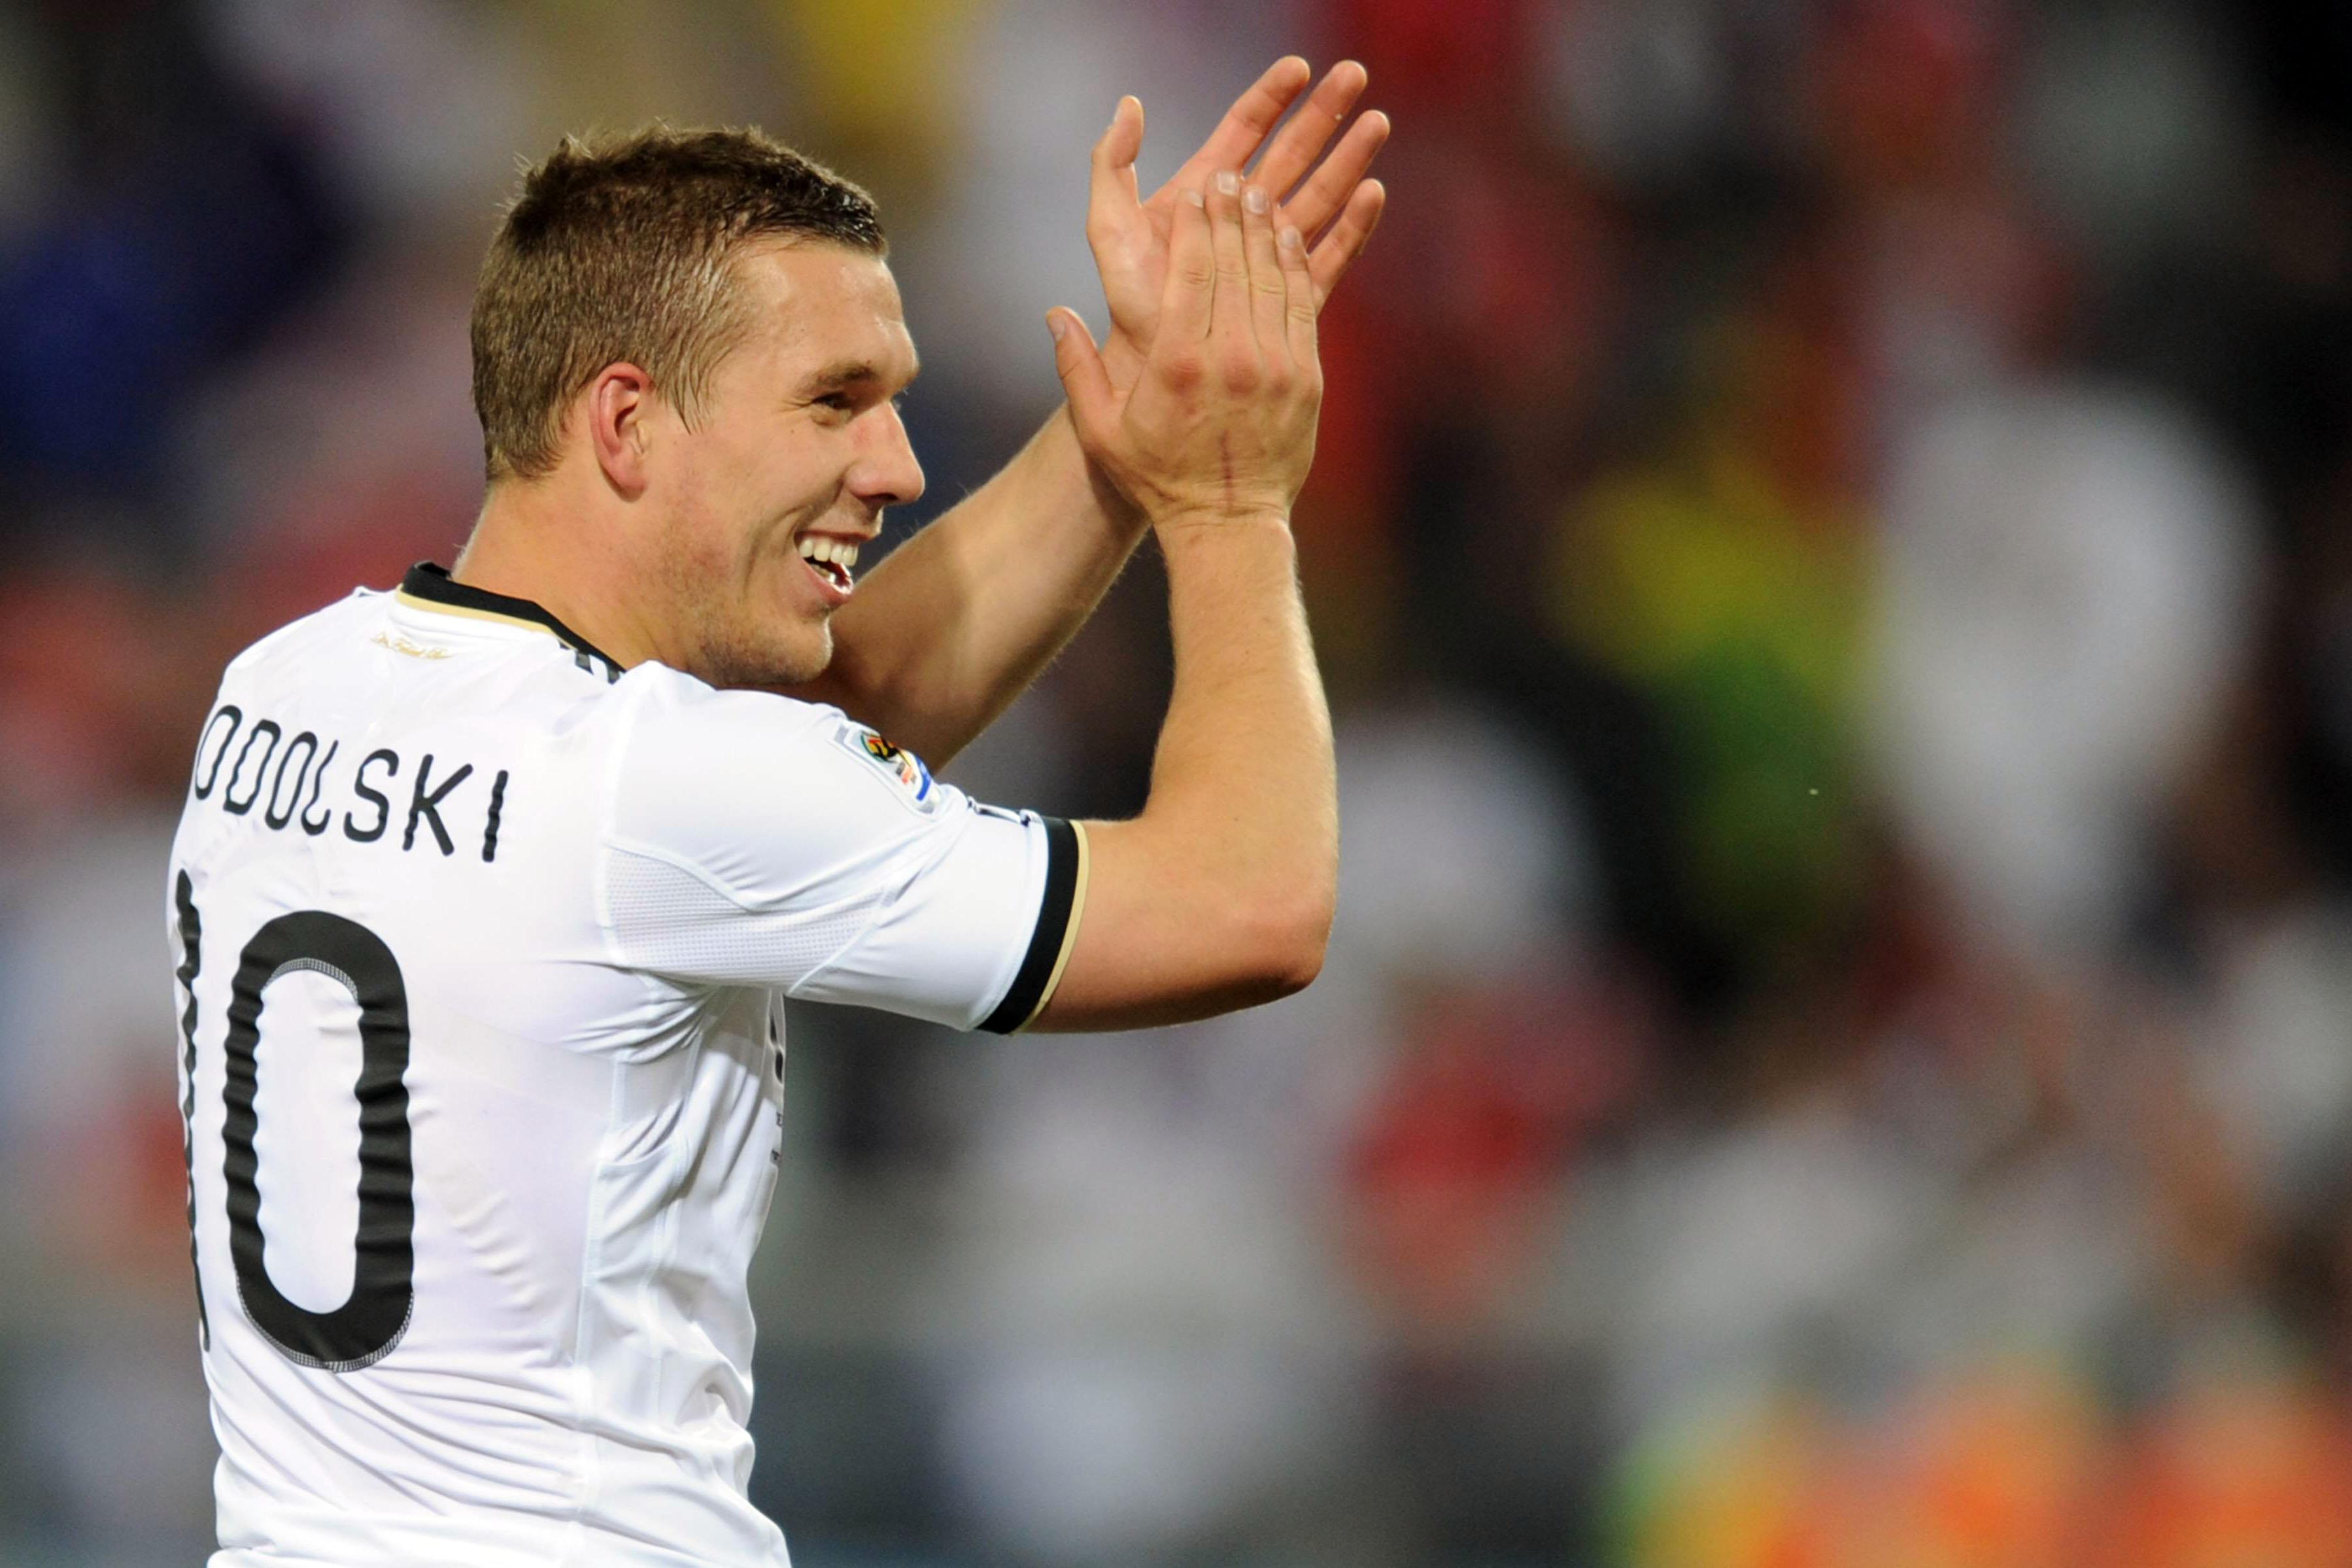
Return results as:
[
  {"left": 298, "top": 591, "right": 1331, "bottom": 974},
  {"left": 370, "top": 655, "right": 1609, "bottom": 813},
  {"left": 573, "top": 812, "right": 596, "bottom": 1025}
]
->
[{"left": 645, "top": 239, "right": 923, "bottom": 689}]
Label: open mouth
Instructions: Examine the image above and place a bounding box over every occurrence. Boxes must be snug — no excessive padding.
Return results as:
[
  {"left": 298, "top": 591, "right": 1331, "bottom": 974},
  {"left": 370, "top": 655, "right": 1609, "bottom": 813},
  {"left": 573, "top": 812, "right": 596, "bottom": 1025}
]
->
[{"left": 796, "top": 534, "right": 861, "bottom": 594}]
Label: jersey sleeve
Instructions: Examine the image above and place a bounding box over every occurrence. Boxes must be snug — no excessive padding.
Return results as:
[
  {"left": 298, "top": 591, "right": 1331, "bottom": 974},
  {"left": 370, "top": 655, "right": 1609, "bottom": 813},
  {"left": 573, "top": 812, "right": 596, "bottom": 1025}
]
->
[{"left": 598, "top": 675, "right": 1085, "bottom": 1032}]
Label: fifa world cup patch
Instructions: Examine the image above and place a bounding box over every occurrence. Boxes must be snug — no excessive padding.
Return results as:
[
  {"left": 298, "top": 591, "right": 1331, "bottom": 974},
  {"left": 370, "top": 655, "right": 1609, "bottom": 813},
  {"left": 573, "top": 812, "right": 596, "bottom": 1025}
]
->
[{"left": 834, "top": 719, "right": 938, "bottom": 813}]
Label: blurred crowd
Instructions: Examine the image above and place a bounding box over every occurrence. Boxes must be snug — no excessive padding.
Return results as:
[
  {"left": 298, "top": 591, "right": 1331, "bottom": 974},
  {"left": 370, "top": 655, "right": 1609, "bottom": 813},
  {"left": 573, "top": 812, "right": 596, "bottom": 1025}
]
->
[{"left": 4, "top": 1, "right": 2351, "bottom": 1564}]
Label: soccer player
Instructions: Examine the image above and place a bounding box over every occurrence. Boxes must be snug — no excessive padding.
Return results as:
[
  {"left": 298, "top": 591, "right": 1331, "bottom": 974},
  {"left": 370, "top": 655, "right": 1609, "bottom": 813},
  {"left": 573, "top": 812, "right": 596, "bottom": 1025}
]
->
[{"left": 167, "top": 58, "right": 1384, "bottom": 1567}]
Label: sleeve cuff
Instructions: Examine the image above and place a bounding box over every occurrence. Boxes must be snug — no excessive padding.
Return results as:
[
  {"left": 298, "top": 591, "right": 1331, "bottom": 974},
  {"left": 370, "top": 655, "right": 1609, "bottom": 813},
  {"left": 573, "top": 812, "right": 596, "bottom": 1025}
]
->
[{"left": 978, "top": 817, "right": 1088, "bottom": 1033}]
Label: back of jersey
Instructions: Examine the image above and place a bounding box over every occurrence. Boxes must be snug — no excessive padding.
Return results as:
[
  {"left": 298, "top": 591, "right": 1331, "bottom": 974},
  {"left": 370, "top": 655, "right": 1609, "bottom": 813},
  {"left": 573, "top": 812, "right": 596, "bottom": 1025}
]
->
[{"left": 168, "top": 584, "right": 789, "bottom": 1568}]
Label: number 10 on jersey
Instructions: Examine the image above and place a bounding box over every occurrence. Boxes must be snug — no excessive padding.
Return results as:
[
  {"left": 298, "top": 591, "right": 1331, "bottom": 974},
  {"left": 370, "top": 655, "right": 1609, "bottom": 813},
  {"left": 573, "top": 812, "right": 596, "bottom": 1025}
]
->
[{"left": 177, "top": 872, "right": 418, "bottom": 1371}]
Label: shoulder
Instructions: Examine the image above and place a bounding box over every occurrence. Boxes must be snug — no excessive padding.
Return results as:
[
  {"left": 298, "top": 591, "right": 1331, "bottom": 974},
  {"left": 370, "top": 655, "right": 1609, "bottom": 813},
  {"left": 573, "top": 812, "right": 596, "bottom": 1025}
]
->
[
  {"left": 611, "top": 662, "right": 946, "bottom": 819},
  {"left": 606, "top": 663, "right": 840, "bottom": 782},
  {"left": 606, "top": 666, "right": 964, "bottom": 888},
  {"left": 218, "top": 588, "right": 382, "bottom": 680}
]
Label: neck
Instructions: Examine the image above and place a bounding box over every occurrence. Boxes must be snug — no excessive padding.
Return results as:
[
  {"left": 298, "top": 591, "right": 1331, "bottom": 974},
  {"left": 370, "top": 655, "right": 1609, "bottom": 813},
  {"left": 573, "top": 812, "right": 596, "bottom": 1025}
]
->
[{"left": 456, "top": 476, "right": 667, "bottom": 670}]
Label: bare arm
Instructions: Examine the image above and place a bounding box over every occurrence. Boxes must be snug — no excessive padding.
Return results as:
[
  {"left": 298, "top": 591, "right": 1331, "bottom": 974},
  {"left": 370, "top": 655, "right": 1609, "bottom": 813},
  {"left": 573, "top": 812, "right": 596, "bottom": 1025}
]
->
[
  {"left": 1049, "top": 517, "right": 1334, "bottom": 1027},
  {"left": 1032, "top": 171, "right": 1338, "bottom": 1029},
  {"left": 785, "top": 58, "right": 1388, "bottom": 764},
  {"left": 790, "top": 404, "right": 1142, "bottom": 763}
]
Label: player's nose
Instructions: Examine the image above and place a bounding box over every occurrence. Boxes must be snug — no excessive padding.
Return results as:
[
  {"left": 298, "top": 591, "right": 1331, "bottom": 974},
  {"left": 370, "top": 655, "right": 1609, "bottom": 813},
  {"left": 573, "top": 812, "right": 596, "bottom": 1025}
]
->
[{"left": 849, "top": 400, "right": 925, "bottom": 511}]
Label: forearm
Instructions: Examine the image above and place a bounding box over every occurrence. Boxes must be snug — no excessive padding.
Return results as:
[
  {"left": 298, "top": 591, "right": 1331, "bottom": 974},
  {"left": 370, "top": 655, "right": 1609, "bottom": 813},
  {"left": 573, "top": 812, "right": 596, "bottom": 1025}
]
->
[
  {"left": 1060, "top": 516, "right": 1337, "bottom": 1023},
  {"left": 1149, "top": 518, "right": 1334, "bottom": 893},
  {"left": 789, "top": 405, "right": 1145, "bottom": 763},
  {"left": 1024, "top": 156, "right": 1350, "bottom": 1031}
]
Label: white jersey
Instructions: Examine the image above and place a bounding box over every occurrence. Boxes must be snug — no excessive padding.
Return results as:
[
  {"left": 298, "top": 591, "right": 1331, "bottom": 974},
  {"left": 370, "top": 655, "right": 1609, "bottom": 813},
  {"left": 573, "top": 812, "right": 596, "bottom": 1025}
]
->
[{"left": 167, "top": 564, "right": 1086, "bottom": 1566}]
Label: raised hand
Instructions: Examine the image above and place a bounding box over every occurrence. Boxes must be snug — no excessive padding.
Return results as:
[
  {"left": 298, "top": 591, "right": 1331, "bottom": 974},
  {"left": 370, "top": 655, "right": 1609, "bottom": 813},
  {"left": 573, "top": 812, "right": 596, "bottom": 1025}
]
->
[
  {"left": 1052, "top": 170, "right": 1323, "bottom": 528},
  {"left": 1087, "top": 58, "right": 1388, "bottom": 386}
]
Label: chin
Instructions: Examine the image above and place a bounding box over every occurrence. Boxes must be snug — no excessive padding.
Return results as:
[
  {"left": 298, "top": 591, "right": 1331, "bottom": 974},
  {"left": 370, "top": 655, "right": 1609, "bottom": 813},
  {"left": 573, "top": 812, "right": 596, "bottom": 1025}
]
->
[
  {"left": 762, "top": 634, "right": 838, "bottom": 692},
  {"left": 690, "top": 617, "right": 833, "bottom": 693},
  {"left": 777, "top": 622, "right": 834, "bottom": 687}
]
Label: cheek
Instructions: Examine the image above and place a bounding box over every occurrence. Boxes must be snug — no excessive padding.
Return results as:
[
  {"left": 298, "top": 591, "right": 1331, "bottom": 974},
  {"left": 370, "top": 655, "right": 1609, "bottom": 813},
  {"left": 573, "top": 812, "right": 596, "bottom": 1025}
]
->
[
  {"left": 732, "top": 428, "right": 836, "bottom": 518},
  {"left": 673, "top": 441, "right": 792, "bottom": 554},
  {"left": 662, "top": 417, "right": 842, "bottom": 579},
  {"left": 660, "top": 473, "right": 731, "bottom": 572}
]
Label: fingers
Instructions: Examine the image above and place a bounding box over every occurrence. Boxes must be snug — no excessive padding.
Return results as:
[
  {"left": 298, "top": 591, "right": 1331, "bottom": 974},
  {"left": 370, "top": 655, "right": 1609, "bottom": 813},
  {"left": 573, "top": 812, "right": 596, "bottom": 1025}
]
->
[
  {"left": 1280, "top": 109, "right": 1390, "bottom": 241},
  {"left": 1240, "top": 183, "right": 1289, "bottom": 358},
  {"left": 1048, "top": 309, "right": 1116, "bottom": 447},
  {"left": 1161, "top": 56, "right": 1312, "bottom": 198},
  {"left": 1207, "top": 171, "right": 1252, "bottom": 345},
  {"left": 1308, "top": 179, "right": 1387, "bottom": 305},
  {"left": 1250, "top": 60, "right": 1368, "bottom": 205},
  {"left": 1276, "top": 216, "right": 1318, "bottom": 371},
  {"left": 1161, "top": 185, "right": 1215, "bottom": 343}
]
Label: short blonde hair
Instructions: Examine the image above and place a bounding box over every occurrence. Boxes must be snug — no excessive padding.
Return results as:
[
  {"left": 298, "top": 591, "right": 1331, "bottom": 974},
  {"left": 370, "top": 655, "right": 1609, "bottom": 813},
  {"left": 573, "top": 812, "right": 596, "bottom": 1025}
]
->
[{"left": 470, "top": 125, "right": 884, "bottom": 483}]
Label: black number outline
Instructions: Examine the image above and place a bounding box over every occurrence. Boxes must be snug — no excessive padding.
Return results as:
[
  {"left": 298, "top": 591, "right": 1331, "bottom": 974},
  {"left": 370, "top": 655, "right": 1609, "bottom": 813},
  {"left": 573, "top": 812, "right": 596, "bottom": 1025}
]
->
[
  {"left": 175, "top": 873, "right": 209, "bottom": 1349},
  {"left": 218, "top": 911, "right": 417, "bottom": 1372}
]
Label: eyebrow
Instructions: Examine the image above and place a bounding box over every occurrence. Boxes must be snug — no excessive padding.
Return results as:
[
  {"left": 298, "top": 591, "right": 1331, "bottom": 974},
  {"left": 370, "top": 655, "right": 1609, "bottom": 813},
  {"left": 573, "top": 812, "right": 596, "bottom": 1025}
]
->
[{"left": 797, "top": 358, "right": 919, "bottom": 396}]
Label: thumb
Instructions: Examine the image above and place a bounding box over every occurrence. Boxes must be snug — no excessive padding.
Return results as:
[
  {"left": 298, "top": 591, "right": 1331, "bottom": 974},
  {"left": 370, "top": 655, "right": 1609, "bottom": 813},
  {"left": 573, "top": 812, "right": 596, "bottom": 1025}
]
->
[
  {"left": 1048, "top": 309, "right": 1116, "bottom": 448},
  {"left": 1095, "top": 95, "right": 1143, "bottom": 178},
  {"left": 1086, "top": 99, "right": 1145, "bottom": 265}
]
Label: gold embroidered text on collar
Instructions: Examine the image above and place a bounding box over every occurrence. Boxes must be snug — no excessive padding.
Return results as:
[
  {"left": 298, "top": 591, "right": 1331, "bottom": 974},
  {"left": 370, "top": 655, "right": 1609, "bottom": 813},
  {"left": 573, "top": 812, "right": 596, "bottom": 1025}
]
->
[{"left": 374, "top": 632, "right": 452, "bottom": 660}]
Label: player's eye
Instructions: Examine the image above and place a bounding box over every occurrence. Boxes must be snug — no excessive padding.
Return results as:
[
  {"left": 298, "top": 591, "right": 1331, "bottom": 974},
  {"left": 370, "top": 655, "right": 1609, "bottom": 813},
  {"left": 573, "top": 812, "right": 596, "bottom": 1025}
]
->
[{"left": 815, "top": 393, "right": 855, "bottom": 412}]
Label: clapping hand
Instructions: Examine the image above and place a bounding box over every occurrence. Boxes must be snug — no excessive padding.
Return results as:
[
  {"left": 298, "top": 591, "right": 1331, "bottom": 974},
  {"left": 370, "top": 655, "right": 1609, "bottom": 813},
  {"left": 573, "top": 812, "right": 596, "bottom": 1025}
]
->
[
  {"left": 1085, "top": 58, "right": 1388, "bottom": 388},
  {"left": 1053, "top": 165, "right": 1329, "bottom": 532}
]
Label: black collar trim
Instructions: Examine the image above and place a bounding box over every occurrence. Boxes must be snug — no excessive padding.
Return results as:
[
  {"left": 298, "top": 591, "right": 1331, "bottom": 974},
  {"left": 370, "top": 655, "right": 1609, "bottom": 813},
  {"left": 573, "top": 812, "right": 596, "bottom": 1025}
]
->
[{"left": 398, "top": 562, "right": 625, "bottom": 673}]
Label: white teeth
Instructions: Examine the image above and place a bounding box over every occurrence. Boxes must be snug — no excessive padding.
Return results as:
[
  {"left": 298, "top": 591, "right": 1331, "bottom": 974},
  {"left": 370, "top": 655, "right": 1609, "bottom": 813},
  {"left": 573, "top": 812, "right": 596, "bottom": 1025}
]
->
[{"left": 796, "top": 536, "right": 861, "bottom": 571}]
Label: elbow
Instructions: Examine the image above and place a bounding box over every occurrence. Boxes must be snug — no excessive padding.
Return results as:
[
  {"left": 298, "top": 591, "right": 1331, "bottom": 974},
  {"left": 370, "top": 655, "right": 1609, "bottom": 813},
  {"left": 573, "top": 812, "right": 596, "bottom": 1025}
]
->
[
  {"left": 1267, "top": 939, "right": 1325, "bottom": 1000},
  {"left": 1240, "top": 883, "right": 1335, "bottom": 1002}
]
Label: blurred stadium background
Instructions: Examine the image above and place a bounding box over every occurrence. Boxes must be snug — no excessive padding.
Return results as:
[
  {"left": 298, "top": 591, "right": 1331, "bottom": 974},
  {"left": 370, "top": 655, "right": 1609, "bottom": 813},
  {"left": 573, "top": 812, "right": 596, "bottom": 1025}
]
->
[{"left": 5, "top": 1, "right": 2352, "bottom": 1563}]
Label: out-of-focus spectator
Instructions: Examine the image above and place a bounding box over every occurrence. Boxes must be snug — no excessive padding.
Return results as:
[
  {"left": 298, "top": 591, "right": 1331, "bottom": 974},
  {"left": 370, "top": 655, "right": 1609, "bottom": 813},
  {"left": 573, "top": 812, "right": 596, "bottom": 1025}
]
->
[{"left": 9, "top": 2, "right": 2352, "bottom": 1563}]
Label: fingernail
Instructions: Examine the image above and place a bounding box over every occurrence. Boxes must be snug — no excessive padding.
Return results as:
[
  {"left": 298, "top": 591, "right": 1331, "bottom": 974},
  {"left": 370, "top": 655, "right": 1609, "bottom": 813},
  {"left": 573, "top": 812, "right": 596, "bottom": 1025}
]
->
[
  {"left": 1244, "top": 186, "right": 1269, "bottom": 214},
  {"left": 1184, "top": 187, "right": 1206, "bottom": 208},
  {"left": 1279, "top": 225, "right": 1303, "bottom": 250},
  {"left": 1049, "top": 313, "right": 1068, "bottom": 341},
  {"left": 1215, "top": 170, "right": 1240, "bottom": 197}
]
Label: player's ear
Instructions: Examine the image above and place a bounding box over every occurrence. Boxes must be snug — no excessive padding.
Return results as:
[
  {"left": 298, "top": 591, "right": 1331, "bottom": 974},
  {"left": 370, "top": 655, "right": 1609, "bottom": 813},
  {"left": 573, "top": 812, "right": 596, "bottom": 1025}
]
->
[{"left": 584, "top": 361, "right": 655, "bottom": 499}]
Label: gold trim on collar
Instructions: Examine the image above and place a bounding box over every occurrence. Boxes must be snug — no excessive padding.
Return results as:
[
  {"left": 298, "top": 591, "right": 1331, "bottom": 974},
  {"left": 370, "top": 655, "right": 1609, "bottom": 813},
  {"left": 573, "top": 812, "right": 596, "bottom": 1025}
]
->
[{"left": 393, "top": 590, "right": 564, "bottom": 641}]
